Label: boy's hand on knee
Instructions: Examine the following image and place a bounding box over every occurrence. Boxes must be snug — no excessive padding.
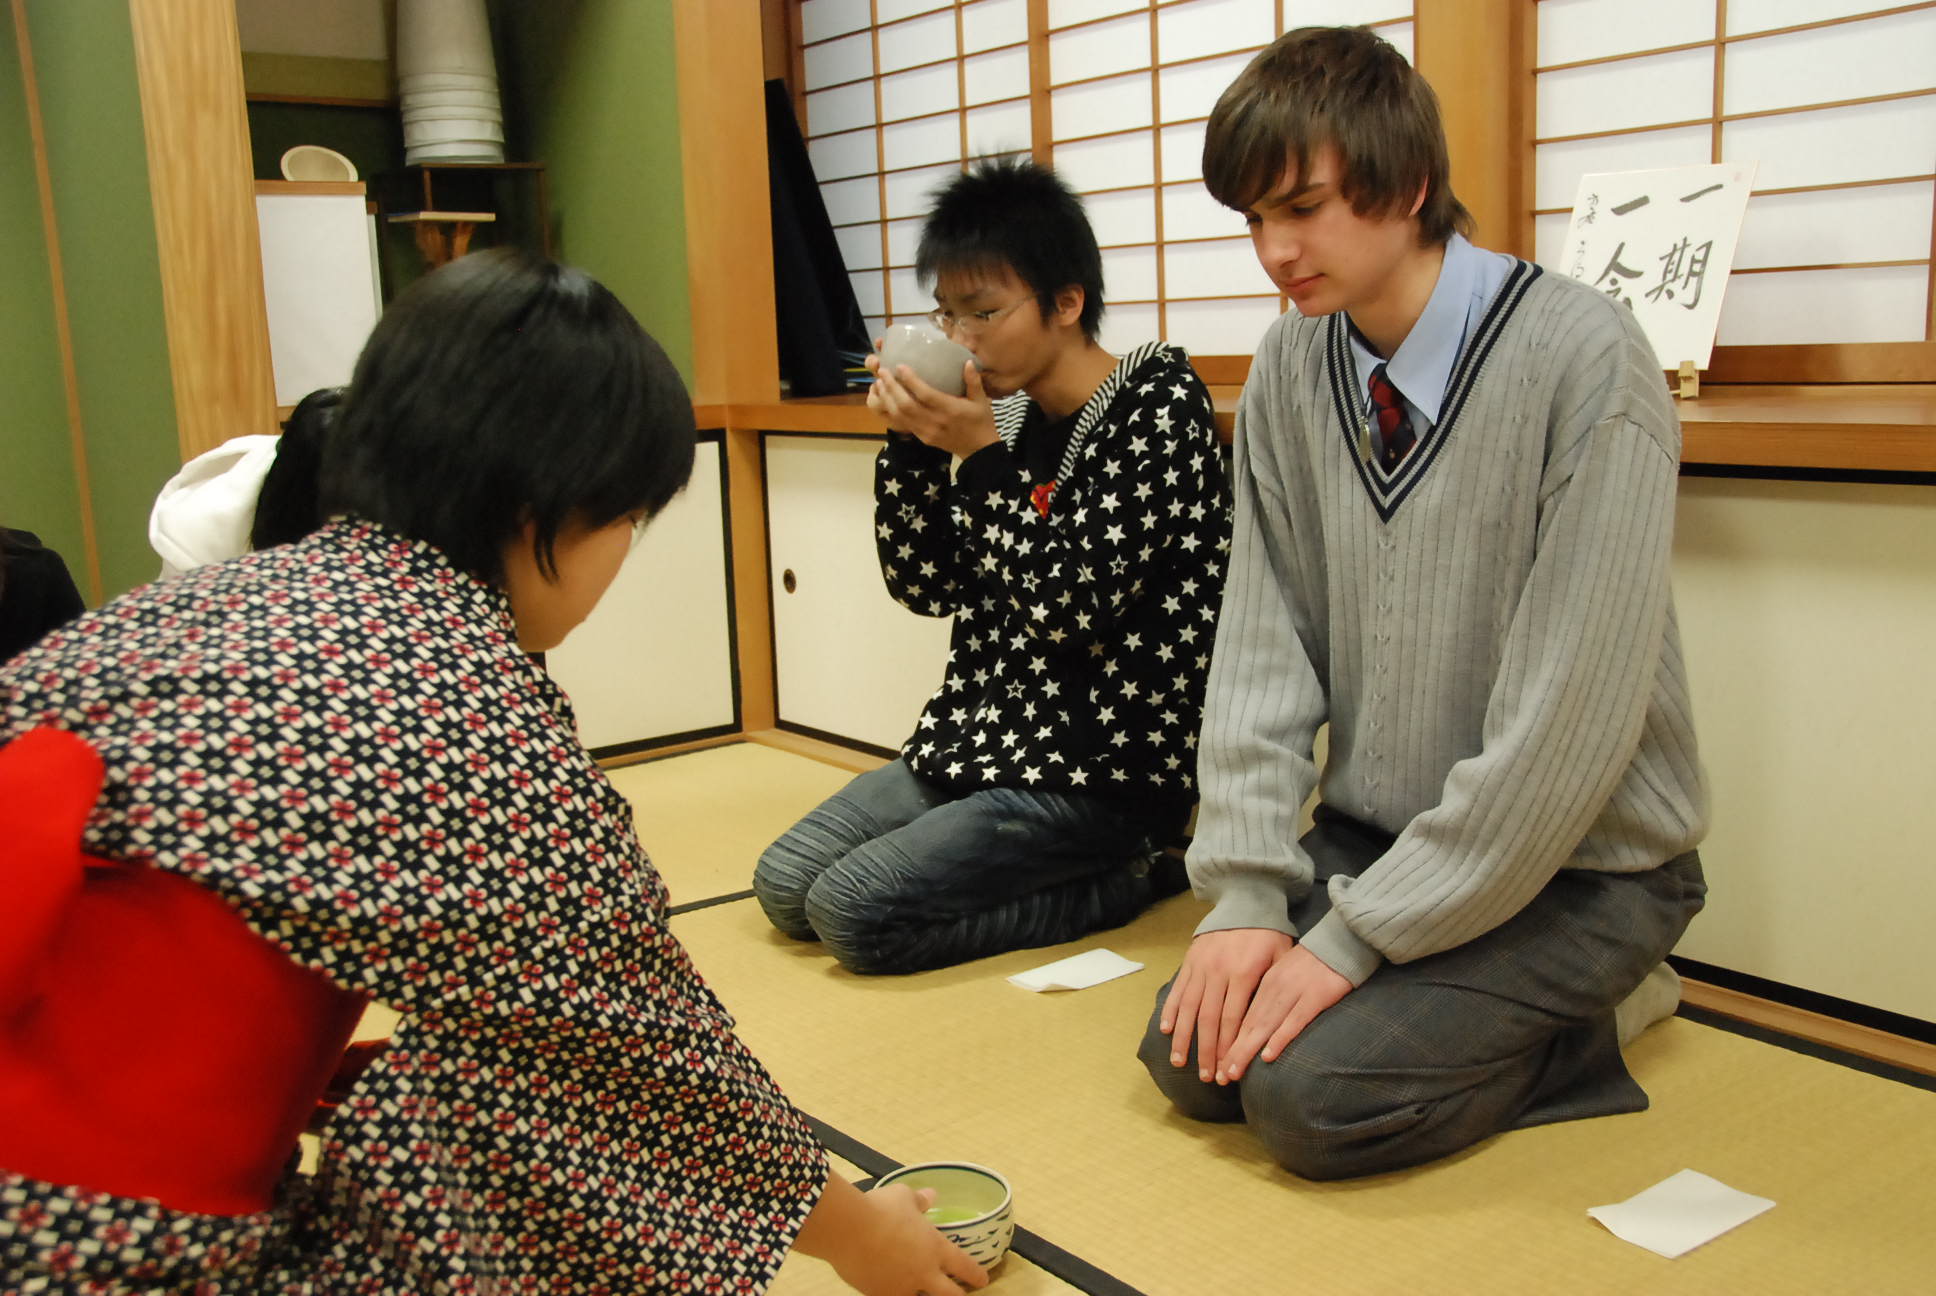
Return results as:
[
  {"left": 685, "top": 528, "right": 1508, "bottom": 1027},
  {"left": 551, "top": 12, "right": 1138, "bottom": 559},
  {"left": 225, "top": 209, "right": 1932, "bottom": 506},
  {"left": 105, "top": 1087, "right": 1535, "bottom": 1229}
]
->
[
  {"left": 1220, "top": 944, "right": 1351, "bottom": 1083},
  {"left": 1159, "top": 928, "right": 1296, "bottom": 1083}
]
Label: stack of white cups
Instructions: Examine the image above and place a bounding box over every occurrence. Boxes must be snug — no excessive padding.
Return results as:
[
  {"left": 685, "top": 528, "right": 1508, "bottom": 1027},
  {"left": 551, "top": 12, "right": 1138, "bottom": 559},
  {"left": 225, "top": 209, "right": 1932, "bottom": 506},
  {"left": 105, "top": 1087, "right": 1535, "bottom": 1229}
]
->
[{"left": 396, "top": 0, "right": 505, "bottom": 165}]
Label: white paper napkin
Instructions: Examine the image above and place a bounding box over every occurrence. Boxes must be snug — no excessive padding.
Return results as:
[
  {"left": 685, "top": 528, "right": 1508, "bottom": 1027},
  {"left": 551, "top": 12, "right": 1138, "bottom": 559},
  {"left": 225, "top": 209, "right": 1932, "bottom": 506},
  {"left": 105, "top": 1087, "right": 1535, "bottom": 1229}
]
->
[
  {"left": 1588, "top": 1169, "right": 1776, "bottom": 1259},
  {"left": 1007, "top": 948, "right": 1144, "bottom": 992}
]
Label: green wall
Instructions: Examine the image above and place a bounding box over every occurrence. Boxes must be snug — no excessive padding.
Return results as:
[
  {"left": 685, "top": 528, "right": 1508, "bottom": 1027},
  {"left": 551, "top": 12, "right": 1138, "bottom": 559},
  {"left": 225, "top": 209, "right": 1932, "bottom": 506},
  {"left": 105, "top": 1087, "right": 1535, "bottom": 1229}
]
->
[
  {"left": 0, "top": 6, "right": 85, "bottom": 592},
  {"left": 493, "top": 0, "right": 694, "bottom": 386},
  {"left": 7, "top": 2, "right": 180, "bottom": 600}
]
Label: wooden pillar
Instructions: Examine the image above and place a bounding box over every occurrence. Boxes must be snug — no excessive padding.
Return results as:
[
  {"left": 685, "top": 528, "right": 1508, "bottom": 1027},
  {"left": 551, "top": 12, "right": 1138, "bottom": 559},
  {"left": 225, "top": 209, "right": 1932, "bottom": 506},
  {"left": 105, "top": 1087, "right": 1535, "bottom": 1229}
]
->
[
  {"left": 675, "top": 0, "right": 780, "bottom": 730},
  {"left": 127, "top": 0, "right": 277, "bottom": 460},
  {"left": 1413, "top": 0, "right": 1531, "bottom": 257}
]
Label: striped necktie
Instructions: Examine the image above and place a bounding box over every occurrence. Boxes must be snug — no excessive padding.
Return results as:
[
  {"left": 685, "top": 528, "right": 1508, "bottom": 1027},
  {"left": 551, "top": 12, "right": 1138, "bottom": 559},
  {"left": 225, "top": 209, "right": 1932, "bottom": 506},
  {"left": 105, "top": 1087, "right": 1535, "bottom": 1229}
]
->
[{"left": 1367, "top": 363, "right": 1416, "bottom": 470}]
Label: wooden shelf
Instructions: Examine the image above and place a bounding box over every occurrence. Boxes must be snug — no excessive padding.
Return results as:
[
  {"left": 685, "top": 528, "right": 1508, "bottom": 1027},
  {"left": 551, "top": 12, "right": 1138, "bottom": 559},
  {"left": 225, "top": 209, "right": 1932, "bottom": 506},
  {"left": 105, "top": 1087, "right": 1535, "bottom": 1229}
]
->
[{"left": 700, "top": 384, "right": 1936, "bottom": 473}]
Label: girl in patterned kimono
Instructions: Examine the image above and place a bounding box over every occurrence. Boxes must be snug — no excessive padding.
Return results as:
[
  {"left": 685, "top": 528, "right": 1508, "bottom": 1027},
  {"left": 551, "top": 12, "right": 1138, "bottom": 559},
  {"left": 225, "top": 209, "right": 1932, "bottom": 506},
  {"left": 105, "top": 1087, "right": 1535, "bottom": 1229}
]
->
[{"left": 0, "top": 250, "right": 986, "bottom": 1296}]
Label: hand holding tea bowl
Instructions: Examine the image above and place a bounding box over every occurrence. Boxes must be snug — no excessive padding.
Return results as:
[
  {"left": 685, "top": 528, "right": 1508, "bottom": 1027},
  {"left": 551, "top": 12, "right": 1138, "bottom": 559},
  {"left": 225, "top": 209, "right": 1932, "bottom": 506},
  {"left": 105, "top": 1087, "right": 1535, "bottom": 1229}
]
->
[
  {"left": 872, "top": 1161, "right": 1016, "bottom": 1270},
  {"left": 867, "top": 325, "right": 998, "bottom": 460}
]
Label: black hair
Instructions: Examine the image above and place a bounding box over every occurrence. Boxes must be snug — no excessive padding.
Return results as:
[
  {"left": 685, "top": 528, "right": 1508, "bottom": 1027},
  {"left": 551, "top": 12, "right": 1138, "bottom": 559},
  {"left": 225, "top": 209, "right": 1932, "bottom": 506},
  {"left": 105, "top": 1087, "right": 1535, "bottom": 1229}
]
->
[
  {"left": 320, "top": 249, "right": 695, "bottom": 585},
  {"left": 1204, "top": 26, "right": 1473, "bottom": 246},
  {"left": 914, "top": 156, "right": 1106, "bottom": 340},
  {"left": 250, "top": 386, "right": 340, "bottom": 552}
]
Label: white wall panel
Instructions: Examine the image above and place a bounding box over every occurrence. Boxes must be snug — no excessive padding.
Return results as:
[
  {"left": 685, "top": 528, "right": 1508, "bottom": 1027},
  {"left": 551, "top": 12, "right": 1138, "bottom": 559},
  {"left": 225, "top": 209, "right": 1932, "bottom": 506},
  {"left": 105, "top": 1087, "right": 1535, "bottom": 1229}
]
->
[
  {"left": 851, "top": 269, "right": 887, "bottom": 317},
  {"left": 886, "top": 215, "right": 925, "bottom": 267},
  {"left": 879, "top": 0, "right": 952, "bottom": 22},
  {"left": 1715, "top": 266, "right": 1930, "bottom": 345},
  {"left": 1049, "top": 0, "right": 1145, "bottom": 25},
  {"left": 1164, "top": 238, "right": 1267, "bottom": 299},
  {"left": 1053, "top": 130, "right": 1156, "bottom": 190},
  {"left": 879, "top": 9, "right": 958, "bottom": 73},
  {"left": 883, "top": 114, "right": 962, "bottom": 171},
  {"left": 1733, "top": 182, "right": 1935, "bottom": 270},
  {"left": 1049, "top": 13, "right": 1150, "bottom": 84},
  {"left": 883, "top": 62, "right": 961, "bottom": 121},
  {"left": 1533, "top": 210, "right": 1571, "bottom": 271},
  {"left": 888, "top": 267, "right": 927, "bottom": 319},
  {"left": 836, "top": 223, "right": 885, "bottom": 272},
  {"left": 1672, "top": 478, "right": 1936, "bottom": 1022},
  {"left": 1727, "top": 0, "right": 1901, "bottom": 35},
  {"left": 1102, "top": 244, "right": 1159, "bottom": 301},
  {"left": 767, "top": 436, "right": 953, "bottom": 752},
  {"left": 1165, "top": 296, "right": 1281, "bottom": 356},
  {"left": 821, "top": 174, "right": 883, "bottom": 226},
  {"left": 1162, "top": 181, "right": 1242, "bottom": 241},
  {"left": 1723, "top": 9, "right": 1936, "bottom": 117},
  {"left": 966, "top": 101, "right": 1031, "bottom": 155},
  {"left": 1084, "top": 186, "right": 1159, "bottom": 246},
  {"left": 545, "top": 445, "right": 734, "bottom": 750},
  {"left": 809, "top": 125, "right": 880, "bottom": 181},
  {"left": 1097, "top": 301, "right": 1161, "bottom": 354},
  {"left": 1161, "top": 121, "right": 1207, "bottom": 182},
  {"left": 965, "top": 46, "right": 1029, "bottom": 104},
  {"left": 1723, "top": 98, "right": 1936, "bottom": 190},
  {"left": 1536, "top": 0, "right": 1712, "bottom": 66},
  {"left": 1159, "top": 51, "right": 1253, "bottom": 123},
  {"left": 1536, "top": 47, "right": 1713, "bottom": 139},
  {"left": 802, "top": 0, "right": 872, "bottom": 46},
  {"left": 805, "top": 30, "right": 874, "bottom": 90},
  {"left": 963, "top": 0, "right": 1028, "bottom": 52},
  {"left": 884, "top": 161, "right": 961, "bottom": 217},
  {"left": 1053, "top": 71, "right": 1153, "bottom": 139},
  {"left": 807, "top": 81, "right": 877, "bottom": 138},
  {"left": 1532, "top": 124, "right": 1712, "bottom": 210},
  {"left": 1157, "top": 0, "right": 1274, "bottom": 64}
]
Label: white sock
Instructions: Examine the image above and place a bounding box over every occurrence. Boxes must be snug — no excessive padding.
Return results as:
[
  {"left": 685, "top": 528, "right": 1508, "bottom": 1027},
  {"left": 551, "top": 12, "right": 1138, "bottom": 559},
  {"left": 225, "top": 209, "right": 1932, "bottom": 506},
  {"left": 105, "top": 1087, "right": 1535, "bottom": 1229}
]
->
[{"left": 1615, "top": 963, "right": 1682, "bottom": 1046}]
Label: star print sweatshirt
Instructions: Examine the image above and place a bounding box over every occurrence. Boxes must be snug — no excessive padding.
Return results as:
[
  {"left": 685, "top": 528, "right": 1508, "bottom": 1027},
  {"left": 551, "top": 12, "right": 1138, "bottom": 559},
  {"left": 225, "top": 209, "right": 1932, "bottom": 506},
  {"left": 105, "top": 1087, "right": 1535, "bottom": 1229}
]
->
[{"left": 875, "top": 341, "right": 1231, "bottom": 825}]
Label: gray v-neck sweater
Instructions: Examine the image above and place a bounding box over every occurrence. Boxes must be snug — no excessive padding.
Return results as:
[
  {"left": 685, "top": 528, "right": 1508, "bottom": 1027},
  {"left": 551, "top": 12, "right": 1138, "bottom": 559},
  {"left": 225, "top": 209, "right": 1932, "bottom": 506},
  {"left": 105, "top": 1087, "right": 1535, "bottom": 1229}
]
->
[{"left": 1189, "top": 263, "right": 1709, "bottom": 986}]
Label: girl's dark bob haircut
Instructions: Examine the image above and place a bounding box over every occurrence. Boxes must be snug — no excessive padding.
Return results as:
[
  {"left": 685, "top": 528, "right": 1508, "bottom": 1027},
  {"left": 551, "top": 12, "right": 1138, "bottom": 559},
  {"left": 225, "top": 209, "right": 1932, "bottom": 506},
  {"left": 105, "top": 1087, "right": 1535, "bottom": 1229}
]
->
[
  {"left": 915, "top": 155, "right": 1106, "bottom": 340},
  {"left": 1203, "top": 25, "right": 1473, "bottom": 246},
  {"left": 321, "top": 249, "right": 695, "bottom": 585}
]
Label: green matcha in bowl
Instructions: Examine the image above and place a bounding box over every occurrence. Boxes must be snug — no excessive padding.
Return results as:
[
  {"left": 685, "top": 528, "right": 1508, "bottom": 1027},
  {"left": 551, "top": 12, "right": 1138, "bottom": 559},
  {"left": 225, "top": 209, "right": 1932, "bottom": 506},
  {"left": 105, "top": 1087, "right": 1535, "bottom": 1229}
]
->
[{"left": 874, "top": 1161, "right": 1014, "bottom": 1268}]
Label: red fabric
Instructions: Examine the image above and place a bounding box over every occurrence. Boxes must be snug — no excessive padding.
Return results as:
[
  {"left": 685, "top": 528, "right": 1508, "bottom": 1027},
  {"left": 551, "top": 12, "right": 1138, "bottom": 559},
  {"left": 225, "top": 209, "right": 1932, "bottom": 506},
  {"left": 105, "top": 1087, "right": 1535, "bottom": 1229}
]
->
[{"left": 0, "top": 726, "right": 368, "bottom": 1216}]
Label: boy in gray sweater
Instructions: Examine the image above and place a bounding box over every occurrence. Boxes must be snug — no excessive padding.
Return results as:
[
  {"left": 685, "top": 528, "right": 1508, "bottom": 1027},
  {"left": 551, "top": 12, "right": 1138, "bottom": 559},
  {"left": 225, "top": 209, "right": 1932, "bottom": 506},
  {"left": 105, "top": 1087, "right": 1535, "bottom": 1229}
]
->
[{"left": 1138, "top": 26, "right": 1710, "bottom": 1179}]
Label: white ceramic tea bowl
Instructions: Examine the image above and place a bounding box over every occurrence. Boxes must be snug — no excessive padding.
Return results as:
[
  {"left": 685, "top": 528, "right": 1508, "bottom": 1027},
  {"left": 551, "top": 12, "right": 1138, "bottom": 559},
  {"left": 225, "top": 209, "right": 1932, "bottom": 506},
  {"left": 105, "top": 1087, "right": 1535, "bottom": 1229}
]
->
[
  {"left": 876, "top": 322, "right": 974, "bottom": 398},
  {"left": 873, "top": 1160, "right": 1014, "bottom": 1269}
]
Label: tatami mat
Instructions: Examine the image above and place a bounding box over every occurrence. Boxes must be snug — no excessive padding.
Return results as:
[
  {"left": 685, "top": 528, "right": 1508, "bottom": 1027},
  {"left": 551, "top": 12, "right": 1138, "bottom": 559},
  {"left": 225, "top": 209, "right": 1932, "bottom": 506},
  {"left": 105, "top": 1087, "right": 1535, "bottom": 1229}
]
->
[
  {"left": 606, "top": 741, "right": 855, "bottom": 908},
  {"left": 639, "top": 751, "right": 1936, "bottom": 1295}
]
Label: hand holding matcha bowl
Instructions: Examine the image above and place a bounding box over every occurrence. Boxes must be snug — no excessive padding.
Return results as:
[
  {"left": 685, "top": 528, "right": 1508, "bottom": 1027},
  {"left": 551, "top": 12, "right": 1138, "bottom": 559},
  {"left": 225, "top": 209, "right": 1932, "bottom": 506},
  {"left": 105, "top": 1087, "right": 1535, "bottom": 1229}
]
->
[{"left": 873, "top": 1161, "right": 1014, "bottom": 1269}]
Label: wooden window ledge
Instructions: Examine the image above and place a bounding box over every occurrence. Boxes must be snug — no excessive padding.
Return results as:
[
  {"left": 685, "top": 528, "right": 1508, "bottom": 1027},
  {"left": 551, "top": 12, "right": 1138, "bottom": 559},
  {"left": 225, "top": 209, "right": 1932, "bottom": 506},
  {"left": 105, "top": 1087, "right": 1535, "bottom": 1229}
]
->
[{"left": 697, "top": 384, "right": 1936, "bottom": 474}]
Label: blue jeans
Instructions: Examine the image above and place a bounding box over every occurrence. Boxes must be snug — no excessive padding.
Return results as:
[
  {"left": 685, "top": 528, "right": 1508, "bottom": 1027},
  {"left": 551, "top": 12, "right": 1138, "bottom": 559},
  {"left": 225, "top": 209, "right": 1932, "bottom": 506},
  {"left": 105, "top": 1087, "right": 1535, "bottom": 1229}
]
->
[{"left": 753, "top": 759, "right": 1178, "bottom": 974}]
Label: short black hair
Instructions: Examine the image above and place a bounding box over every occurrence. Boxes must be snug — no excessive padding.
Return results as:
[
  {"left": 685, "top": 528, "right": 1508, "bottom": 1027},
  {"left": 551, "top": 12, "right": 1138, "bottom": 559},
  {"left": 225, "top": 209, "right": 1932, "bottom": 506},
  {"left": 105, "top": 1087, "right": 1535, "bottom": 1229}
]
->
[
  {"left": 321, "top": 249, "right": 695, "bottom": 585},
  {"left": 915, "top": 156, "right": 1105, "bottom": 340},
  {"left": 1204, "top": 26, "right": 1473, "bottom": 246},
  {"left": 251, "top": 386, "right": 340, "bottom": 552}
]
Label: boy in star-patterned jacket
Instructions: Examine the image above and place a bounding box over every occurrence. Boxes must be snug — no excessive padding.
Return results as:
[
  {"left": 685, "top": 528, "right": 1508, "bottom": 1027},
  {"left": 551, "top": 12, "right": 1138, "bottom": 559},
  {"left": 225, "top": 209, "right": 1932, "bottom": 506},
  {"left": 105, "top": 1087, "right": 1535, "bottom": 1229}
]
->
[{"left": 754, "top": 158, "right": 1231, "bottom": 974}]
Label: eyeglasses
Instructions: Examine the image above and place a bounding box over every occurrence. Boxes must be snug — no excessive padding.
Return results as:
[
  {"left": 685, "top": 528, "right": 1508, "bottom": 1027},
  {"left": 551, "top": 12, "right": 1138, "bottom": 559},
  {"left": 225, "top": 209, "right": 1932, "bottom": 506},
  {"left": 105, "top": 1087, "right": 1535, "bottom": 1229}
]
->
[{"left": 927, "top": 298, "right": 1031, "bottom": 339}]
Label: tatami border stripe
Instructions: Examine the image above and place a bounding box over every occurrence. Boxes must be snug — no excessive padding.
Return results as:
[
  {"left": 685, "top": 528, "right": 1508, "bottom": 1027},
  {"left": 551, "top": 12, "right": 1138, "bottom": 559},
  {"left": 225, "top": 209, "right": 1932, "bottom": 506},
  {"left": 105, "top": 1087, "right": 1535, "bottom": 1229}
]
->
[
  {"left": 665, "top": 888, "right": 756, "bottom": 917},
  {"left": 1676, "top": 1005, "right": 1936, "bottom": 1094},
  {"left": 799, "top": 1114, "right": 1152, "bottom": 1296}
]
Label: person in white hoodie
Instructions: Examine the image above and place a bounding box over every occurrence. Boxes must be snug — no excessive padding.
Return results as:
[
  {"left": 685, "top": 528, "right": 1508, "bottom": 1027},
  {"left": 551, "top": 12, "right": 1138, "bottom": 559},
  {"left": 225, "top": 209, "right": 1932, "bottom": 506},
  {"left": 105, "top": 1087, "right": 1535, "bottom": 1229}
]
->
[{"left": 148, "top": 388, "right": 340, "bottom": 579}]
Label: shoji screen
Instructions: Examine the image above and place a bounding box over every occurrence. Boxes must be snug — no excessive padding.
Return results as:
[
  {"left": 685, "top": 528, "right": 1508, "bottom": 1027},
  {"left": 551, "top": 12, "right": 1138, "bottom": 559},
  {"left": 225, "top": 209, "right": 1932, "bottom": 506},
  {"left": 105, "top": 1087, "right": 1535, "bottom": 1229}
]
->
[
  {"left": 1532, "top": 0, "right": 1936, "bottom": 361},
  {"left": 1045, "top": 0, "right": 1412, "bottom": 357},
  {"left": 796, "top": 0, "right": 1418, "bottom": 360},
  {"left": 799, "top": 0, "right": 1034, "bottom": 343}
]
